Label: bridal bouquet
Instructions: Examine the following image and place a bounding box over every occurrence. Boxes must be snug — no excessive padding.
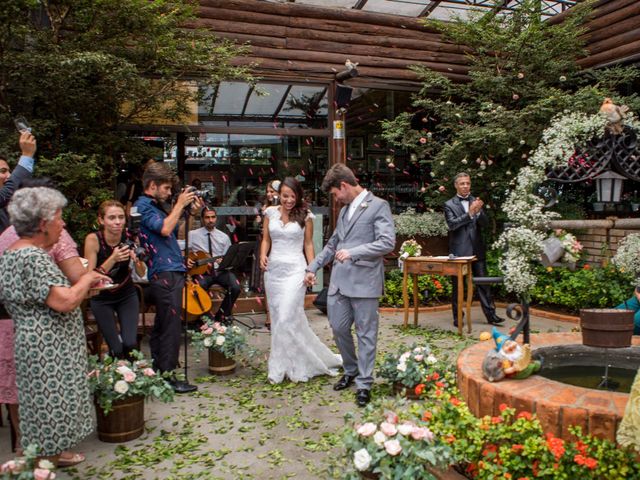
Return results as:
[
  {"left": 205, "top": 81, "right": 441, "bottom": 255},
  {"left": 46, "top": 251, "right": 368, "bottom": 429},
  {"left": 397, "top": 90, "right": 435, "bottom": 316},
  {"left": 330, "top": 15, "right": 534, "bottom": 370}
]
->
[
  {"left": 190, "top": 317, "right": 248, "bottom": 359},
  {"left": 0, "top": 445, "right": 56, "bottom": 479},
  {"left": 398, "top": 239, "right": 422, "bottom": 270},
  {"left": 378, "top": 344, "right": 451, "bottom": 395},
  {"left": 340, "top": 400, "right": 454, "bottom": 479},
  {"left": 88, "top": 351, "right": 174, "bottom": 414}
]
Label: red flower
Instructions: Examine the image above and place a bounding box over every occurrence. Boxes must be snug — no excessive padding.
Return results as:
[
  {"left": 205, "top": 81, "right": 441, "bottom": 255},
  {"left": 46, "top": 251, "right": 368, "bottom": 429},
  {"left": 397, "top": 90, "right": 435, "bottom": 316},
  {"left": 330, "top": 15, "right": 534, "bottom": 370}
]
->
[
  {"left": 499, "top": 403, "right": 508, "bottom": 412},
  {"left": 491, "top": 416, "right": 503, "bottom": 424},
  {"left": 415, "top": 384, "right": 425, "bottom": 396},
  {"left": 432, "top": 372, "right": 440, "bottom": 380},
  {"left": 546, "top": 434, "right": 565, "bottom": 460},
  {"left": 511, "top": 444, "right": 524, "bottom": 453},
  {"left": 422, "top": 411, "right": 432, "bottom": 421},
  {"left": 435, "top": 389, "right": 443, "bottom": 397},
  {"left": 517, "top": 477, "right": 530, "bottom": 480},
  {"left": 583, "top": 264, "right": 591, "bottom": 270},
  {"left": 517, "top": 411, "right": 532, "bottom": 421},
  {"left": 450, "top": 397, "right": 461, "bottom": 406},
  {"left": 575, "top": 440, "right": 588, "bottom": 456},
  {"left": 532, "top": 460, "right": 540, "bottom": 477},
  {"left": 482, "top": 443, "right": 498, "bottom": 457},
  {"left": 435, "top": 381, "right": 445, "bottom": 388},
  {"left": 445, "top": 434, "right": 456, "bottom": 443},
  {"left": 584, "top": 457, "right": 598, "bottom": 470}
]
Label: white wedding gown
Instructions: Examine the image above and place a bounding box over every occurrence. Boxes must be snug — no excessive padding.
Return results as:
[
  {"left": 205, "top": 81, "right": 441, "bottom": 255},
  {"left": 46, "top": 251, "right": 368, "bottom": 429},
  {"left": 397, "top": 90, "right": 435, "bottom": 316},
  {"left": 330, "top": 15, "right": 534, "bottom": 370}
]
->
[{"left": 264, "top": 206, "right": 342, "bottom": 383}]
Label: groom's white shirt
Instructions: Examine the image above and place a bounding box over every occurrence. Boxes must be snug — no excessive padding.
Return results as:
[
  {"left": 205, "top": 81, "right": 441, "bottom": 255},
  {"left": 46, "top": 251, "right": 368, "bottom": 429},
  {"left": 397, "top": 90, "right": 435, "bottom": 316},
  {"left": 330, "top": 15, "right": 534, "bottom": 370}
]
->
[{"left": 347, "top": 189, "right": 368, "bottom": 221}]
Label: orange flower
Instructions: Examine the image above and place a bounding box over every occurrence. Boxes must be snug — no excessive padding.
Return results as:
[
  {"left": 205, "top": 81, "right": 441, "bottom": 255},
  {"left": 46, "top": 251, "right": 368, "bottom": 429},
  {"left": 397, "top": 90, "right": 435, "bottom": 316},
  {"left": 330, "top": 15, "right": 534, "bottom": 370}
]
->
[
  {"left": 435, "top": 389, "right": 443, "bottom": 397},
  {"left": 583, "top": 264, "right": 591, "bottom": 270},
  {"left": 504, "top": 474, "right": 512, "bottom": 479},
  {"left": 414, "top": 383, "right": 426, "bottom": 396},
  {"left": 517, "top": 411, "right": 532, "bottom": 421},
  {"left": 511, "top": 444, "right": 524, "bottom": 453},
  {"left": 517, "top": 477, "right": 530, "bottom": 480},
  {"left": 435, "top": 381, "right": 445, "bottom": 388},
  {"left": 450, "top": 397, "right": 461, "bottom": 406},
  {"left": 445, "top": 434, "right": 456, "bottom": 443},
  {"left": 499, "top": 403, "right": 508, "bottom": 412},
  {"left": 491, "top": 416, "right": 503, "bottom": 424},
  {"left": 422, "top": 411, "right": 432, "bottom": 421}
]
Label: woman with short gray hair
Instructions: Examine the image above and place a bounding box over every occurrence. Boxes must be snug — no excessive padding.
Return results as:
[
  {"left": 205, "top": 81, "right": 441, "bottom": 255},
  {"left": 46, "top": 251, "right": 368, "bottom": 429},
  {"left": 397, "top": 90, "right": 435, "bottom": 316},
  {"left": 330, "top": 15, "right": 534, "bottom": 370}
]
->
[{"left": 0, "top": 187, "right": 108, "bottom": 465}]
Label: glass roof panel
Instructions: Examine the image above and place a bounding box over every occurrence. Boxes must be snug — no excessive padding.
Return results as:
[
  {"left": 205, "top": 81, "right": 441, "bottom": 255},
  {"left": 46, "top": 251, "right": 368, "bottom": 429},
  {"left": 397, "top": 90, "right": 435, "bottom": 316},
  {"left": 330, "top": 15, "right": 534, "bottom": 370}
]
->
[
  {"left": 361, "top": 0, "right": 426, "bottom": 17},
  {"left": 244, "top": 83, "right": 289, "bottom": 116},
  {"left": 212, "top": 82, "right": 250, "bottom": 116},
  {"left": 281, "top": 85, "right": 328, "bottom": 118}
]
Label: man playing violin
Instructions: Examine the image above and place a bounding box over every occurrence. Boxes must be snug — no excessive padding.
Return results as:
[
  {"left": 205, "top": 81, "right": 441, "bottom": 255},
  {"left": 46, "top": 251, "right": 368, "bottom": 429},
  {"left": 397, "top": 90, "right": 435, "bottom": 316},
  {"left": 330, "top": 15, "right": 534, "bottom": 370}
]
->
[{"left": 187, "top": 207, "right": 240, "bottom": 325}]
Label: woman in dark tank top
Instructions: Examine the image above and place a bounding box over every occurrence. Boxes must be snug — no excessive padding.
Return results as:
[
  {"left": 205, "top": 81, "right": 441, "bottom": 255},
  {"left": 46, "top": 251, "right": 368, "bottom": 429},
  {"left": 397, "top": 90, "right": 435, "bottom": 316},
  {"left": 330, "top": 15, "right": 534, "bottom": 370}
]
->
[{"left": 84, "top": 200, "right": 147, "bottom": 358}]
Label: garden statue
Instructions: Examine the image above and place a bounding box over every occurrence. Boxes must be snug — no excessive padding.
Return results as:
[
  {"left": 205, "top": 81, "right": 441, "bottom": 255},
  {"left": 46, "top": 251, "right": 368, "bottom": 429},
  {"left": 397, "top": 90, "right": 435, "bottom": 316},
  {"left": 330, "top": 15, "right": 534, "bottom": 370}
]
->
[
  {"left": 482, "top": 328, "right": 541, "bottom": 382},
  {"left": 599, "top": 98, "right": 629, "bottom": 135}
]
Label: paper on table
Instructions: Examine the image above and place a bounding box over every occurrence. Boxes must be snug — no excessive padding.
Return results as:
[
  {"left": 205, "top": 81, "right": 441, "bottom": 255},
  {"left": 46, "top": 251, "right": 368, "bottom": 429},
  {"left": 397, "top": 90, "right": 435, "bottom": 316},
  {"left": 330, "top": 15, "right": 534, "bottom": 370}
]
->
[{"left": 425, "top": 255, "right": 475, "bottom": 260}]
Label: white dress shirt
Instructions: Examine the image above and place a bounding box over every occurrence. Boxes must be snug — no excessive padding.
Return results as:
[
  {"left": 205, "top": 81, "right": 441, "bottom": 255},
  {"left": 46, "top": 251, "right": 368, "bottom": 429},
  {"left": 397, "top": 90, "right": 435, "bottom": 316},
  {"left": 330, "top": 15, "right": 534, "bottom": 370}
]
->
[
  {"left": 347, "top": 189, "right": 369, "bottom": 221},
  {"left": 188, "top": 227, "right": 231, "bottom": 257}
]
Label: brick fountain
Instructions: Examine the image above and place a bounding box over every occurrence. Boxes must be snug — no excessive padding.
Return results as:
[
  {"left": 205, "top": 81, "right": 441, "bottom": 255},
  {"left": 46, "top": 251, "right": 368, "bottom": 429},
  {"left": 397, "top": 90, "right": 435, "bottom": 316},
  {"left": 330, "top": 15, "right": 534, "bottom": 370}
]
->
[{"left": 457, "top": 332, "right": 640, "bottom": 442}]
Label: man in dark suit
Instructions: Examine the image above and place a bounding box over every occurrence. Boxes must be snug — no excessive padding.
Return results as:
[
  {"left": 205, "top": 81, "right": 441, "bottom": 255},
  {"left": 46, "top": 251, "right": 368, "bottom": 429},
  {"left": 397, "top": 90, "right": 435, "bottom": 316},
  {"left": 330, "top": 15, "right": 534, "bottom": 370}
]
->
[{"left": 443, "top": 172, "right": 504, "bottom": 327}]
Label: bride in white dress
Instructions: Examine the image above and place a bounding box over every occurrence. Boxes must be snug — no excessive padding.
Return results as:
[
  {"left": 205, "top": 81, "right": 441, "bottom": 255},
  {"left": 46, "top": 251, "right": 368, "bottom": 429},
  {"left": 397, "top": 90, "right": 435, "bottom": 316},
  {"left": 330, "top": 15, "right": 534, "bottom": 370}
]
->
[{"left": 260, "top": 177, "right": 342, "bottom": 384}]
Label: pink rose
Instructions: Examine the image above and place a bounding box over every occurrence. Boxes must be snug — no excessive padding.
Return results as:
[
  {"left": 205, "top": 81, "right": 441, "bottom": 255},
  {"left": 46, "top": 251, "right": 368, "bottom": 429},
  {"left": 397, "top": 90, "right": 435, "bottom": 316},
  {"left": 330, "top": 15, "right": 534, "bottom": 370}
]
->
[
  {"left": 411, "top": 427, "right": 434, "bottom": 442},
  {"left": 117, "top": 360, "right": 128, "bottom": 366},
  {"left": 1, "top": 460, "right": 17, "bottom": 473},
  {"left": 34, "top": 468, "right": 55, "bottom": 480},
  {"left": 143, "top": 368, "right": 155, "bottom": 377},
  {"left": 356, "top": 422, "right": 377, "bottom": 437},
  {"left": 438, "top": 186, "right": 445, "bottom": 192},
  {"left": 383, "top": 439, "right": 402, "bottom": 456},
  {"left": 384, "top": 411, "right": 399, "bottom": 425},
  {"left": 397, "top": 422, "right": 415, "bottom": 436},
  {"left": 380, "top": 421, "right": 397, "bottom": 437},
  {"left": 213, "top": 321, "right": 221, "bottom": 329},
  {"left": 414, "top": 354, "right": 424, "bottom": 362},
  {"left": 200, "top": 323, "right": 209, "bottom": 331},
  {"left": 123, "top": 371, "right": 136, "bottom": 383},
  {"left": 204, "top": 327, "right": 214, "bottom": 335}
]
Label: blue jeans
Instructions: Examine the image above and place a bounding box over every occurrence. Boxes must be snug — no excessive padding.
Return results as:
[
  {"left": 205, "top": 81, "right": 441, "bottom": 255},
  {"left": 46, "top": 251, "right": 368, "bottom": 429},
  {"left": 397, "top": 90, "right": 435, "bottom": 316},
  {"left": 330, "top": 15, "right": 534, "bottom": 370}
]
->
[{"left": 615, "top": 296, "right": 640, "bottom": 335}]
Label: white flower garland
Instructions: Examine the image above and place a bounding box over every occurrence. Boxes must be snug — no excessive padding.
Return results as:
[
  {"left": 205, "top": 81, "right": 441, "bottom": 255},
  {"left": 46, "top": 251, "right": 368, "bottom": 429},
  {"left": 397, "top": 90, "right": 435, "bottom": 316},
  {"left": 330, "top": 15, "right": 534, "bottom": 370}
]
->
[{"left": 497, "top": 110, "right": 640, "bottom": 298}]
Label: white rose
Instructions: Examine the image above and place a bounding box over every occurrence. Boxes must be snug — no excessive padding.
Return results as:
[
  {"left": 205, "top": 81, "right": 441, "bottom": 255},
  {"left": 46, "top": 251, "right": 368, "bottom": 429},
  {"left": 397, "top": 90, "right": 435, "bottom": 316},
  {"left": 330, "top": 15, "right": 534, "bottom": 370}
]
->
[
  {"left": 114, "top": 380, "right": 129, "bottom": 394},
  {"left": 353, "top": 448, "right": 372, "bottom": 472},
  {"left": 384, "top": 439, "right": 402, "bottom": 456},
  {"left": 396, "top": 362, "right": 407, "bottom": 372},
  {"left": 356, "top": 423, "right": 377, "bottom": 437},
  {"left": 203, "top": 337, "right": 213, "bottom": 347},
  {"left": 216, "top": 336, "right": 225, "bottom": 346},
  {"left": 397, "top": 422, "right": 415, "bottom": 436},
  {"left": 232, "top": 326, "right": 241, "bottom": 333},
  {"left": 426, "top": 354, "right": 437, "bottom": 364},
  {"left": 116, "top": 365, "right": 133, "bottom": 376},
  {"left": 373, "top": 431, "right": 387, "bottom": 446},
  {"left": 399, "top": 352, "right": 410, "bottom": 361},
  {"left": 37, "top": 460, "right": 55, "bottom": 470}
]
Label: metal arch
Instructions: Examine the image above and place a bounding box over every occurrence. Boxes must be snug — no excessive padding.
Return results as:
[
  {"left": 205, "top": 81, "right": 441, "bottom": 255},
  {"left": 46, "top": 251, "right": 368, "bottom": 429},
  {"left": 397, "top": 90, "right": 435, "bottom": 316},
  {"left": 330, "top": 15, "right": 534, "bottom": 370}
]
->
[
  {"left": 546, "top": 135, "right": 613, "bottom": 183},
  {"left": 611, "top": 127, "right": 640, "bottom": 183}
]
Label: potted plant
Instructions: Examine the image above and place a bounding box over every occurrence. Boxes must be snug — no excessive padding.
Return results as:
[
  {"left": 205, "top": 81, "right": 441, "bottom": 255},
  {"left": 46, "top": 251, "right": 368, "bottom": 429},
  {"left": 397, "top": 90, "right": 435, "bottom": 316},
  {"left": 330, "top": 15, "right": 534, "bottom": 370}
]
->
[
  {"left": 393, "top": 208, "right": 449, "bottom": 257},
  {"left": 339, "top": 399, "right": 455, "bottom": 479},
  {"left": 190, "top": 317, "right": 249, "bottom": 375},
  {"left": 87, "top": 351, "right": 174, "bottom": 443},
  {"left": 378, "top": 345, "right": 451, "bottom": 400},
  {"left": 0, "top": 445, "right": 56, "bottom": 479}
]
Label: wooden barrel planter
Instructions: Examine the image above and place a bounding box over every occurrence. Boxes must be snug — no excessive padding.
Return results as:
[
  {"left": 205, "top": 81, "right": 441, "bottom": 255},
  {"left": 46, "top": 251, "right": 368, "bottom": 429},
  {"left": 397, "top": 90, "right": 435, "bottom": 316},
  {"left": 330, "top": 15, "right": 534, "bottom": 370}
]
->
[
  {"left": 208, "top": 349, "right": 236, "bottom": 375},
  {"left": 580, "top": 308, "right": 634, "bottom": 348},
  {"left": 360, "top": 471, "right": 380, "bottom": 480},
  {"left": 393, "top": 382, "right": 420, "bottom": 400},
  {"left": 95, "top": 395, "right": 144, "bottom": 443}
]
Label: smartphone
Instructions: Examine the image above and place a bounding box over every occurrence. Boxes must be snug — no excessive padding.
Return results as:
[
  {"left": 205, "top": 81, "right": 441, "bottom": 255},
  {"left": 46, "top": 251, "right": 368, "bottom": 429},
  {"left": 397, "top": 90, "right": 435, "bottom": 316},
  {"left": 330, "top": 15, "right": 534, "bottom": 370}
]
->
[{"left": 14, "top": 116, "right": 32, "bottom": 134}]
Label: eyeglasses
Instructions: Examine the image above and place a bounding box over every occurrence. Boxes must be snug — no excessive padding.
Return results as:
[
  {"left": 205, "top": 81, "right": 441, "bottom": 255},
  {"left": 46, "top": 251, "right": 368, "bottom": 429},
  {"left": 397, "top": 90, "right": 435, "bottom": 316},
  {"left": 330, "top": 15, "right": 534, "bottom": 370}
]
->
[{"left": 0, "top": 168, "right": 9, "bottom": 174}]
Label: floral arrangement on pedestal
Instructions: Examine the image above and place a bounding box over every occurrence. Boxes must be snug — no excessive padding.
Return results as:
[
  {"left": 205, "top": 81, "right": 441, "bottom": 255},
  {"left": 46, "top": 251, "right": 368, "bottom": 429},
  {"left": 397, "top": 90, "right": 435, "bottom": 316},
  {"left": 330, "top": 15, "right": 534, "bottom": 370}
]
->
[
  {"left": 496, "top": 110, "right": 640, "bottom": 300},
  {"left": 412, "top": 387, "right": 640, "bottom": 479},
  {"left": 339, "top": 399, "right": 455, "bottom": 479},
  {"left": 189, "top": 317, "right": 249, "bottom": 359},
  {"left": 88, "top": 351, "right": 175, "bottom": 414},
  {"left": 378, "top": 344, "right": 452, "bottom": 397},
  {"left": 0, "top": 445, "right": 56, "bottom": 479}
]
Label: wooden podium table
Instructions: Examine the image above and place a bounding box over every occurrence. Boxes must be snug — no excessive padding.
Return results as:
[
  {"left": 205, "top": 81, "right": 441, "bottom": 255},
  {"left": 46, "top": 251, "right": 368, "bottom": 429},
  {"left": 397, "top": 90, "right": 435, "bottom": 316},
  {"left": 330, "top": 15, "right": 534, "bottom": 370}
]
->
[{"left": 402, "top": 256, "right": 476, "bottom": 335}]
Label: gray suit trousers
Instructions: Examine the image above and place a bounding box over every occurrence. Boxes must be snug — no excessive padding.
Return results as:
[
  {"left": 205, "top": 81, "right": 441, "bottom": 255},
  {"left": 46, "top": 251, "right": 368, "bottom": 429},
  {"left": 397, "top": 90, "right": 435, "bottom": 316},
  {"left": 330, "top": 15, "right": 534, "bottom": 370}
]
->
[{"left": 327, "top": 292, "right": 379, "bottom": 390}]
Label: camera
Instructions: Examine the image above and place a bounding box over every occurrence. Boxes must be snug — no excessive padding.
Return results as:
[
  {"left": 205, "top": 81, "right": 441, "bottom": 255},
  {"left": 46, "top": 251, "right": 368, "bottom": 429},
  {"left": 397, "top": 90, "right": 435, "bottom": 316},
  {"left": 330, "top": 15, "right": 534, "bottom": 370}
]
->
[
  {"left": 122, "top": 207, "right": 147, "bottom": 262},
  {"left": 186, "top": 186, "right": 213, "bottom": 204}
]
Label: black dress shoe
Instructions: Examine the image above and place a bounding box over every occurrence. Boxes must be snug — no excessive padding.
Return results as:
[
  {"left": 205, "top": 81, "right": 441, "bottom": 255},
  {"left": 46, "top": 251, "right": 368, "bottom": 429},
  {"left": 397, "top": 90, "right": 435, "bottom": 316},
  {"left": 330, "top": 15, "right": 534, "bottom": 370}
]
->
[
  {"left": 333, "top": 374, "right": 356, "bottom": 391},
  {"left": 487, "top": 315, "right": 505, "bottom": 325},
  {"left": 170, "top": 380, "right": 198, "bottom": 394},
  {"left": 356, "top": 389, "right": 371, "bottom": 407}
]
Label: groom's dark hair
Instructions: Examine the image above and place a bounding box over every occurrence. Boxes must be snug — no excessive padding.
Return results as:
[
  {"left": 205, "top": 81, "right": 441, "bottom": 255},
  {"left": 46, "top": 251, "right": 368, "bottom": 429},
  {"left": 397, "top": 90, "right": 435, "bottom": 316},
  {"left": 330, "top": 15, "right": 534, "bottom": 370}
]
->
[{"left": 321, "top": 163, "right": 358, "bottom": 192}]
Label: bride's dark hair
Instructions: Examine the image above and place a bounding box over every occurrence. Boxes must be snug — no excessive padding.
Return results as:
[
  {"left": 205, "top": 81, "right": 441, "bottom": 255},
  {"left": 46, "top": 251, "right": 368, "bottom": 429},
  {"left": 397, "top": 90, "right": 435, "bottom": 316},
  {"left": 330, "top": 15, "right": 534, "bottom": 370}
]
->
[{"left": 281, "top": 176, "right": 308, "bottom": 228}]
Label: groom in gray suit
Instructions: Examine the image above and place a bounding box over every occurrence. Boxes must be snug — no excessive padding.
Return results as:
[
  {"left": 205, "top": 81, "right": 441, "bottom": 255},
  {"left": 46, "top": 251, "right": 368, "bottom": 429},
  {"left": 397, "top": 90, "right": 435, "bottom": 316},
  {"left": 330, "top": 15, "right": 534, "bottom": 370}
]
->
[{"left": 305, "top": 164, "right": 395, "bottom": 406}]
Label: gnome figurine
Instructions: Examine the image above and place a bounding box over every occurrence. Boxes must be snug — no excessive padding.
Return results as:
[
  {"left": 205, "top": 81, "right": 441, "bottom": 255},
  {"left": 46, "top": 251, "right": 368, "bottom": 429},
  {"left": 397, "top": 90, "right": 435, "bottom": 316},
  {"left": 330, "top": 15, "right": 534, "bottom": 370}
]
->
[{"left": 482, "top": 327, "right": 541, "bottom": 382}]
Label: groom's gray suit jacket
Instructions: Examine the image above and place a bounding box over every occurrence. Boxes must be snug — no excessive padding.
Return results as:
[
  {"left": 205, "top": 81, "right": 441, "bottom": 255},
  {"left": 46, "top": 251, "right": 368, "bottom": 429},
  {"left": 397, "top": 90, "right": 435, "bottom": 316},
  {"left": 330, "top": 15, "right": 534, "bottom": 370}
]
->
[{"left": 307, "top": 191, "right": 396, "bottom": 297}]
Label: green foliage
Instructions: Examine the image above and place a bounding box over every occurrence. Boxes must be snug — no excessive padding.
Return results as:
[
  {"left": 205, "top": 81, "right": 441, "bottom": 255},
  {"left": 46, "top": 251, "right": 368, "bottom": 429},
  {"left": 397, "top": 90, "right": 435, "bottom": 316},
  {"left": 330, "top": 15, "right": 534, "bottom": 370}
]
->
[
  {"left": 0, "top": 0, "right": 252, "bottom": 235},
  {"left": 378, "top": 343, "right": 452, "bottom": 391},
  {"left": 189, "top": 316, "right": 251, "bottom": 359},
  {"left": 381, "top": 0, "right": 640, "bottom": 214},
  {"left": 380, "top": 269, "right": 452, "bottom": 308},
  {"left": 412, "top": 390, "right": 640, "bottom": 479},
  {"left": 87, "top": 350, "right": 175, "bottom": 415},
  {"left": 531, "top": 264, "right": 633, "bottom": 314},
  {"left": 394, "top": 208, "right": 448, "bottom": 237}
]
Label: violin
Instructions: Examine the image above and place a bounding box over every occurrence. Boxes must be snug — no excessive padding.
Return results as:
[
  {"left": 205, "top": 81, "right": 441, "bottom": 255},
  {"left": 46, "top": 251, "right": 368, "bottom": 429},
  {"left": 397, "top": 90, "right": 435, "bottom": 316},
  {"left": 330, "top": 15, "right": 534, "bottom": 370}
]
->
[{"left": 184, "top": 279, "right": 212, "bottom": 318}]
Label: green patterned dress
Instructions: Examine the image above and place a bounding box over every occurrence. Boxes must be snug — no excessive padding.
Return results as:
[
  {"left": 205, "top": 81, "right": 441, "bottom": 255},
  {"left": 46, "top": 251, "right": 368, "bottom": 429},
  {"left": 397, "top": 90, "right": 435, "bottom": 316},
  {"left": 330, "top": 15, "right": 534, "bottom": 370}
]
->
[{"left": 0, "top": 247, "right": 93, "bottom": 455}]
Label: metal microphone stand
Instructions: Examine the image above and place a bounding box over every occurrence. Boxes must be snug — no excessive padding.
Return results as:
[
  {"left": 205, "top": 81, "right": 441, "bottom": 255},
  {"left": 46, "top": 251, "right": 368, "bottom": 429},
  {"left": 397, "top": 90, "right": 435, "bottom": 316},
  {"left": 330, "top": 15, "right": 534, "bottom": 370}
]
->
[{"left": 179, "top": 207, "right": 198, "bottom": 393}]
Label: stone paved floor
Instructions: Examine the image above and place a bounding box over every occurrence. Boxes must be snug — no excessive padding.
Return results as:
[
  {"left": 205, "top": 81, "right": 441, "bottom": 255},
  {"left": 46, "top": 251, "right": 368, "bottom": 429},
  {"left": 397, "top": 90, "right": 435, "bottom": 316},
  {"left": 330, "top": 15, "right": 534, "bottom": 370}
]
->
[{"left": 0, "top": 306, "right": 574, "bottom": 479}]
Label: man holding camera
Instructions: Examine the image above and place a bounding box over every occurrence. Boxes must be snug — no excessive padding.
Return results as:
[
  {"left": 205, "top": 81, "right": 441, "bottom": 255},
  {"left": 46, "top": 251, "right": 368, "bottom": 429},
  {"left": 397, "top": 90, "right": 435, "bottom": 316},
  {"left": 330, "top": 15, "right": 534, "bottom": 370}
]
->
[
  {"left": 188, "top": 207, "right": 240, "bottom": 324},
  {"left": 135, "top": 162, "right": 201, "bottom": 393}
]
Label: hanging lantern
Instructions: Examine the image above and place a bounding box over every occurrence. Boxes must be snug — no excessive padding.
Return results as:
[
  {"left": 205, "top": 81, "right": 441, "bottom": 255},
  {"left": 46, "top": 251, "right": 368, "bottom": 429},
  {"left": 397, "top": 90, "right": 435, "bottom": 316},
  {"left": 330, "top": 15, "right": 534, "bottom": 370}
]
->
[{"left": 594, "top": 170, "right": 626, "bottom": 203}]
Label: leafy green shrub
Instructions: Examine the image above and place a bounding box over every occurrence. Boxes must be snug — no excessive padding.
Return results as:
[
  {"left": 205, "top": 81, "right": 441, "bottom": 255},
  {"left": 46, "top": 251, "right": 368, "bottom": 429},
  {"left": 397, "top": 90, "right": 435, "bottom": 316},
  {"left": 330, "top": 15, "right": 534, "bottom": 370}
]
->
[
  {"left": 380, "top": 269, "right": 452, "bottom": 308},
  {"left": 531, "top": 264, "right": 633, "bottom": 314},
  {"left": 393, "top": 208, "right": 448, "bottom": 237}
]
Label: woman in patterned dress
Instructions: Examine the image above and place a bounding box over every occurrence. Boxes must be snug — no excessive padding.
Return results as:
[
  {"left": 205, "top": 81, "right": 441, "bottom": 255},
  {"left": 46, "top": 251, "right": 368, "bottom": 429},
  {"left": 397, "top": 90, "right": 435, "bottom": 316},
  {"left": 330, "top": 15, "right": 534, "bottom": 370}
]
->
[{"left": 0, "top": 187, "right": 108, "bottom": 464}]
